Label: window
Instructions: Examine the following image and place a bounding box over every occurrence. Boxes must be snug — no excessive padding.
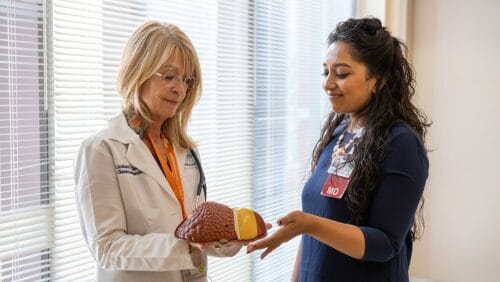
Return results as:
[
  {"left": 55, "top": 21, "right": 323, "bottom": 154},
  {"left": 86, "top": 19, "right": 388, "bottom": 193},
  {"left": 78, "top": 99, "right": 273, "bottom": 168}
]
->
[
  {"left": 1, "top": 0, "right": 355, "bottom": 280},
  {"left": 252, "top": 0, "right": 356, "bottom": 280},
  {"left": 0, "top": 0, "right": 50, "bottom": 281}
]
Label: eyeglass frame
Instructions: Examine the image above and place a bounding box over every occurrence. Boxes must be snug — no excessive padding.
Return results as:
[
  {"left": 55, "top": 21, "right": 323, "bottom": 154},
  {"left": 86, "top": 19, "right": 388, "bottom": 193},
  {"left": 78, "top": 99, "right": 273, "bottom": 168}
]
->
[{"left": 153, "top": 72, "right": 197, "bottom": 90}]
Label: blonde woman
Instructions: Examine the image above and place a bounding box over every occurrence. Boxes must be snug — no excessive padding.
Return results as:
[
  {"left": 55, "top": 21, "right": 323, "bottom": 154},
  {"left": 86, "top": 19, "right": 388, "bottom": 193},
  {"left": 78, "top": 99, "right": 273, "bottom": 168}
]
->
[{"left": 74, "top": 21, "right": 239, "bottom": 282}]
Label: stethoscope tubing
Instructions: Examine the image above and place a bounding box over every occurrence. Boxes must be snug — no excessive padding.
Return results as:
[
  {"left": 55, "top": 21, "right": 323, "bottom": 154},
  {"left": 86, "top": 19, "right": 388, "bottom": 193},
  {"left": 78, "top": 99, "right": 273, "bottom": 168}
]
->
[{"left": 189, "top": 148, "right": 206, "bottom": 200}]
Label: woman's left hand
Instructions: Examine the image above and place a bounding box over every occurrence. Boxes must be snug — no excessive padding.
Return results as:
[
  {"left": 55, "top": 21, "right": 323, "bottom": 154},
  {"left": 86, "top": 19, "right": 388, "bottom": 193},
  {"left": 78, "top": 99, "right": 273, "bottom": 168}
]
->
[
  {"left": 189, "top": 242, "right": 206, "bottom": 252},
  {"left": 246, "top": 210, "right": 310, "bottom": 259}
]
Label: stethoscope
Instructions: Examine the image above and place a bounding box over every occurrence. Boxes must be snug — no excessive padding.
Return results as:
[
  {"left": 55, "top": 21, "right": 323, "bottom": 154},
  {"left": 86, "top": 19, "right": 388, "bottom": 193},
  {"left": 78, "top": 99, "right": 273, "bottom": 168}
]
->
[{"left": 189, "top": 148, "right": 206, "bottom": 208}]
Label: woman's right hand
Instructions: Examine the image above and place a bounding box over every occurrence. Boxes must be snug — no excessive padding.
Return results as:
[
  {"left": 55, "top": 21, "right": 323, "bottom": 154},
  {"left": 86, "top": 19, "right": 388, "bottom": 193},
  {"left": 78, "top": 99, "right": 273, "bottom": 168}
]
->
[{"left": 246, "top": 210, "right": 310, "bottom": 259}]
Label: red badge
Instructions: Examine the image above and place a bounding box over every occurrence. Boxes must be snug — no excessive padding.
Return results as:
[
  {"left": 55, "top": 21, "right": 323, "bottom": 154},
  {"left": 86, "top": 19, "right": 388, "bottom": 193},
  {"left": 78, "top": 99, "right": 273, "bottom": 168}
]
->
[{"left": 320, "top": 174, "right": 349, "bottom": 199}]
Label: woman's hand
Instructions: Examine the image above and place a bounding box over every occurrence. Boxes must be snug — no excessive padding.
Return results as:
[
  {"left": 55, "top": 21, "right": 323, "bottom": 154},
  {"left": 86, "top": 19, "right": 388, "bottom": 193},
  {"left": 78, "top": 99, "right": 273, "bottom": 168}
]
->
[
  {"left": 246, "top": 211, "right": 310, "bottom": 259},
  {"left": 189, "top": 242, "right": 206, "bottom": 252},
  {"left": 189, "top": 223, "right": 271, "bottom": 253}
]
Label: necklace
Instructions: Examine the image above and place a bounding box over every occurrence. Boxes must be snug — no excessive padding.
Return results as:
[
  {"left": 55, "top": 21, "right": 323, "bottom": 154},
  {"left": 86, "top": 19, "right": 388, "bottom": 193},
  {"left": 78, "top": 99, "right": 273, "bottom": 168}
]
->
[{"left": 332, "top": 133, "right": 354, "bottom": 156}]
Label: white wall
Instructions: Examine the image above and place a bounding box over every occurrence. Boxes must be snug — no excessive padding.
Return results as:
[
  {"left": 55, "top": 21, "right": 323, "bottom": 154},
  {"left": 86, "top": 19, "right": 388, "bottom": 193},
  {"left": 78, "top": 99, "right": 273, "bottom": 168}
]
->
[{"left": 410, "top": 0, "right": 500, "bottom": 281}]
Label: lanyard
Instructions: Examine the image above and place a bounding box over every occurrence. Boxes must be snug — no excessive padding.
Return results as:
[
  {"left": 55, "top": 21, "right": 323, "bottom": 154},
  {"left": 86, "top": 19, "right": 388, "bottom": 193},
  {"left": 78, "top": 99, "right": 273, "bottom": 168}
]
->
[{"left": 146, "top": 132, "right": 187, "bottom": 219}]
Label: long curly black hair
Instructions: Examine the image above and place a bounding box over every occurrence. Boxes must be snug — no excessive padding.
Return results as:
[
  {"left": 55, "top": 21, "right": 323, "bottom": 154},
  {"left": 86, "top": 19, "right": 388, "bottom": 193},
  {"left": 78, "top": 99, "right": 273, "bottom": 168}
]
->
[{"left": 311, "top": 17, "right": 431, "bottom": 240}]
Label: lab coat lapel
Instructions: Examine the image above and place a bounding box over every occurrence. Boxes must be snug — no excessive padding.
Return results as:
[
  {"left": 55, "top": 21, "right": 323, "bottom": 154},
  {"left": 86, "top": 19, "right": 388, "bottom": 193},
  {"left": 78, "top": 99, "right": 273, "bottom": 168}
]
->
[
  {"left": 125, "top": 140, "right": 179, "bottom": 201},
  {"left": 108, "top": 113, "right": 179, "bottom": 201}
]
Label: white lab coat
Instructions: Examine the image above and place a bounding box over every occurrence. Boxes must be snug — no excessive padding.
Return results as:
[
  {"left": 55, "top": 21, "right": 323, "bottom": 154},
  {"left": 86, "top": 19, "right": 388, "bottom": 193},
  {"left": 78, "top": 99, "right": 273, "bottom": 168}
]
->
[{"left": 74, "top": 113, "right": 239, "bottom": 282}]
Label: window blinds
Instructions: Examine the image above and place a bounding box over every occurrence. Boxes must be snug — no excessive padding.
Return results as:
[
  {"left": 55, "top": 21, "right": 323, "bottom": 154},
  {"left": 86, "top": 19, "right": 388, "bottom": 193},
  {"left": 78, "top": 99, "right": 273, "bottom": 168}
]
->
[
  {"left": 51, "top": 0, "right": 108, "bottom": 280},
  {"left": 147, "top": 1, "right": 256, "bottom": 280},
  {"left": 253, "top": 1, "right": 295, "bottom": 279},
  {"left": 51, "top": 0, "right": 255, "bottom": 280},
  {"left": 1, "top": 0, "right": 355, "bottom": 281},
  {"left": 0, "top": 0, "right": 51, "bottom": 281},
  {"left": 251, "top": 1, "right": 355, "bottom": 280}
]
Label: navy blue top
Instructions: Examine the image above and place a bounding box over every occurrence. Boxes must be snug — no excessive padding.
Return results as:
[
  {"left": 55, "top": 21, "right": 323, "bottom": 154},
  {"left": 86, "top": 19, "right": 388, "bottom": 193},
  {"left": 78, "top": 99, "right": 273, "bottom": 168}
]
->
[{"left": 299, "top": 122, "right": 428, "bottom": 282}]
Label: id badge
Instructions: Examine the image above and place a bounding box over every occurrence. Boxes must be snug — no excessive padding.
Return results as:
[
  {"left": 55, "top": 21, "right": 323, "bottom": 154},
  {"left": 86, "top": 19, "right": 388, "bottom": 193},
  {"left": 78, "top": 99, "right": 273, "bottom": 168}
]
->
[
  {"left": 334, "top": 162, "right": 354, "bottom": 178},
  {"left": 327, "top": 156, "right": 354, "bottom": 179},
  {"left": 327, "top": 155, "right": 344, "bottom": 174},
  {"left": 181, "top": 249, "right": 207, "bottom": 282},
  {"left": 320, "top": 174, "right": 349, "bottom": 199}
]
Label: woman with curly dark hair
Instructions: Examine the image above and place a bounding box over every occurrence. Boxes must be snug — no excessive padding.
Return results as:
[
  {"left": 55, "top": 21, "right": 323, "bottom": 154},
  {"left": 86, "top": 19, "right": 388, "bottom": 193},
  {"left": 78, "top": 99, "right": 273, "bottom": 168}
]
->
[{"left": 247, "top": 17, "right": 430, "bottom": 282}]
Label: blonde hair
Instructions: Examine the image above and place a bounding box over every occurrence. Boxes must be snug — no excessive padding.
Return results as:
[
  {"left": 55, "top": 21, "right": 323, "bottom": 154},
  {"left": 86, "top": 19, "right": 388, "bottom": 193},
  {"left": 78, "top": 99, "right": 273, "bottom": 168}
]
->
[{"left": 117, "top": 20, "right": 201, "bottom": 149}]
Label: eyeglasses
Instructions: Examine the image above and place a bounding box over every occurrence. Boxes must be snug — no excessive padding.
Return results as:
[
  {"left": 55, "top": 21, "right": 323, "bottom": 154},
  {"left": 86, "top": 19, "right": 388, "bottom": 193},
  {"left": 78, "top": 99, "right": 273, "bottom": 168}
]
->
[{"left": 154, "top": 72, "right": 197, "bottom": 90}]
